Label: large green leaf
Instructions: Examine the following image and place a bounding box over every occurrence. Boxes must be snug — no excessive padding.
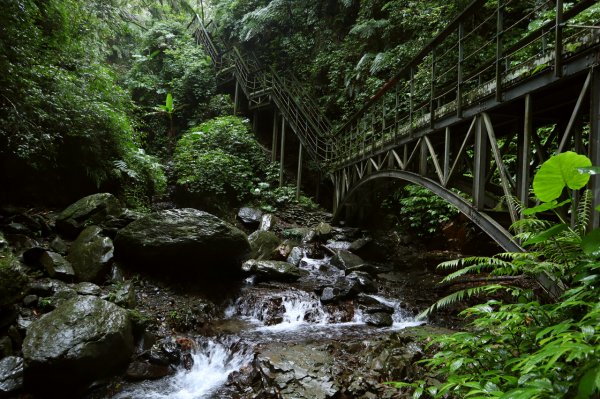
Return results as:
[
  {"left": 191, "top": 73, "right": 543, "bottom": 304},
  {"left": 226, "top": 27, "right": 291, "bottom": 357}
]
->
[
  {"left": 522, "top": 199, "right": 571, "bottom": 216},
  {"left": 581, "top": 228, "right": 600, "bottom": 258},
  {"left": 533, "top": 151, "right": 592, "bottom": 202},
  {"left": 165, "top": 93, "right": 174, "bottom": 113},
  {"left": 523, "top": 223, "right": 568, "bottom": 246}
]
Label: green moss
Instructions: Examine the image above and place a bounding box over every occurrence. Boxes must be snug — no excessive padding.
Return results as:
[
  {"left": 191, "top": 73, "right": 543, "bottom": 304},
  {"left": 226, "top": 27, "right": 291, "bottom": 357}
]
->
[{"left": 0, "top": 253, "right": 28, "bottom": 308}]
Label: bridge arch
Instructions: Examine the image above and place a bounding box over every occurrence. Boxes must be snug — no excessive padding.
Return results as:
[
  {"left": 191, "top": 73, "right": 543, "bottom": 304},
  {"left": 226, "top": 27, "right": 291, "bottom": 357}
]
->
[{"left": 333, "top": 170, "right": 523, "bottom": 253}]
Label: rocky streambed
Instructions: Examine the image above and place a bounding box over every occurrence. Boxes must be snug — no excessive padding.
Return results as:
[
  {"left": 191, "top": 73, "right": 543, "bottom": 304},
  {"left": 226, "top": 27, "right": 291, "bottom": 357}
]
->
[{"left": 0, "top": 194, "right": 462, "bottom": 398}]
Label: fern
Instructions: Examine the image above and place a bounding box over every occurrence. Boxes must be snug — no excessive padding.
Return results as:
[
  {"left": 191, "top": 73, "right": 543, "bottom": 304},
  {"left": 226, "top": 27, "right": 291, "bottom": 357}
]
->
[{"left": 418, "top": 284, "right": 508, "bottom": 320}]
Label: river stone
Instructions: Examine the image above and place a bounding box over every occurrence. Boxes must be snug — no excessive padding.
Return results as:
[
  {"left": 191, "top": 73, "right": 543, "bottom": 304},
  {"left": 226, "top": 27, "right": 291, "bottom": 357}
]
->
[
  {"left": 74, "top": 282, "right": 102, "bottom": 296},
  {"left": 67, "top": 226, "right": 113, "bottom": 283},
  {"left": 237, "top": 207, "right": 263, "bottom": 227},
  {"left": 125, "top": 361, "right": 173, "bottom": 381},
  {"left": 242, "top": 260, "right": 307, "bottom": 282},
  {"left": 346, "top": 271, "right": 377, "bottom": 293},
  {"left": 259, "top": 214, "right": 280, "bottom": 231},
  {"left": 248, "top": 230, "right": 282, "bottom": 261},
  {"left": 49, "top": 236, "right": 69, "bottom": 255},
  {"left": 56, "top": 193, "right": 122, "bottom": 238},
  {"left": 363, "top": 312, "right": 393, "bottom": 327},
  {"left": 320, "top": 277, "right": 360, "bottom": 303},
  {"left": 0, "top": 256, "right": 28, "bottom": 308},
  {"left": 39, "top": 251, "right": 75, "bottom": 281},
  {"left": 22, "top": 296, "right": 133, "bottom": 393},
  {"left": 0, "top": 356, "right": 23, "bottom": 396},
  {"left": 287, "top": 247, "right": 304, "bottom": 267},
  {"left": 330, "top": 250, "right": 364, "bottom": 270},
  {"left": 114, "top": 208, "right": 250, "bottom": 277}
]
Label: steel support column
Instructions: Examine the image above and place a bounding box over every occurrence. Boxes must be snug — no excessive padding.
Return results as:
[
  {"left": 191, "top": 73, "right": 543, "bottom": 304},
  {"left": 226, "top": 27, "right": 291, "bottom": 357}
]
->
[
  {"left": 271, "top": 111, "right": 278, "bottom": 163},
  {"left": 296, "top": 144, "right": 303, "bottom": 200},
  {"left": 517, "top": 94, "right": 532, "bottom": 213},
  {"left": 279, "top": 117, "right": 286, "bottom": 188},
  {"left": 590, "top": 68, "right": 600, "bottom": 228},
  {"left": 233, "top": 80, "right": 240, "bottom": 115},
  {"left": 473, "top": 116, "right": 488, "bottom": 210}
]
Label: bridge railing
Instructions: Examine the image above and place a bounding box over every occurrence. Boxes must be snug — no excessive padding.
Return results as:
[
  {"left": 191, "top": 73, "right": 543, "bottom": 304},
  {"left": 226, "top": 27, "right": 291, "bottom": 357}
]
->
[
  {"left": 331, "top": 0, "right": 600, "bottom": 168},
  {"left": 188, "top": 14, "right": 333, "bottom": 166}
]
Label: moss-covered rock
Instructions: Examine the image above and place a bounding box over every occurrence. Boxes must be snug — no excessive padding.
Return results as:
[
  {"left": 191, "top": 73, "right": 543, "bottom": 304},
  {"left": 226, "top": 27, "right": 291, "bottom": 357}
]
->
[
  {"left": 67, "top": 226, "right": 114, "bottom": 283},
  {"left": 248, "top": 230, "right": 282, "bottom": 261},
  {"left": 0, "top": 253, "right": 28, "bottom": 308},
  {"left": 55, "top": 193, "right": 122, "bottom": 238},
  {"left": 22, "top": 296, "right": 133, "bottom": 395}
]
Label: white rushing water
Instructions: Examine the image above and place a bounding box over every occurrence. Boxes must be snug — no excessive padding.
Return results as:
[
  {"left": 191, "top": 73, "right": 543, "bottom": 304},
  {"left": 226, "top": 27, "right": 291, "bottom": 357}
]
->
[{"left": 115, "top": 339, "right": 252, "bottom": 399}]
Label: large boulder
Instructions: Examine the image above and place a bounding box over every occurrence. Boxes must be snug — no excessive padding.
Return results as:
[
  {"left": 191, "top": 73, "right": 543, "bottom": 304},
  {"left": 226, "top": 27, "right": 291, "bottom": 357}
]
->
[
  {"left": 55, "top": 193, "right": 122, "bottom": 238},
  {"left": 67, "top": 226, "right": 114, "bottom": 283},
  {"left": 237, "top": 207, "right": 263, "bottom": 228},
  {"left": 22, "top": 296, "right": 133, "bottom": 394},
  {"left": 330, "top": 250, "right": 364, "bottom": 270},
  {"left": 39, "top": 251, "right": 75, "bottom": 281},
  {"left": 114, "top": 209, "right": 250, "bottom": 277}
]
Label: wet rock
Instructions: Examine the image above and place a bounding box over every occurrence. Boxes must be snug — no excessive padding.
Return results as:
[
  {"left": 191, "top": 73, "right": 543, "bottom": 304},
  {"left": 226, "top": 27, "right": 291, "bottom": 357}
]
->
[
  {"left": 344, "top": 263, "right": 379, "bottom": 275},
  {"left": 255, "top": 342, "right": 338, "bottom": 399},
  {"left": 248, "top": 231, "right": 281, "bottom": 261},
  {"left": 55, "top": 193, "right": 122, "bottom": 238},
  {"left": 39, "top": 251, "right": 75, "bottom": 281},
  {"left": 356, "top": 295, "right": 394, "bottom": 314},
  {"left": 363, "top": 312, "right": 393, "bottom": 327},
  {"left": 4, "top": 235, "right": 39, "bottom": 258},
  {"left": 74, "top": 282, "right": 102, "bottom": 296},
  {"left": 16, "top": 312, "right": 33, "bottom": 332},
  {"left": 101, "top": 209, "right": 143, "bottom": 238},
  {"left": 0, "top": 336, "right": 12, "bottom": 358},
  {"left": 67, "top": 226, "right": 113, "bottom": 283},
  {"left": 22, "top": 296, "right": 133, "bottom": 394},
  {"left": 348, "top": 238, "right": 388, "bottom": 262},
  {"left": 148, "top": 338, "right": 182, "bottom": 366},
  {"left": 114, "top": 209, "right": 250, "bottom": 278},
  {"left": 346, "top": 271, "right": 377, "bottom": 293},
  {"left": 0, "top": 256, "right": 28, "bottom": 308},
  {"left": 320, "top": 277, "right": 360, "bottom": 303},
  {"left": 0, "top": 356, "right": 23, "bottom": 396},
  {"left": 287, "top": 247, "right": 304, "bottom": 267},
  {"left": 242, "top": 260, "right": 307, "bottom": 282},
  {"left": 237, "top": 207, "right": 263, "bottom": 228},
  {"left": 330, "top": 250, "right": 364, "bottom": 271},
  {"left": 106, "top": 282, "right": 136, "bottom": 308},
  {"left": 4, "top": 222, "right": 30, "bottom": 236},
  {"left": 27, "top": 278, "right": 68, "bottom": 297},
  {"left": 282, "top": 228, "right": 311, "bottom": 242},
  {"left": 49, "top": 236, "right": 69, "bottom": 255},
  {"left": 259, "top": 214, "right": 280, "bottom": 231},
  {"left": 312, "top": 222, "right": 332, "bottom": 241},
  {"left": 125, "top": 361, "right": 173, "bottom": 381}
]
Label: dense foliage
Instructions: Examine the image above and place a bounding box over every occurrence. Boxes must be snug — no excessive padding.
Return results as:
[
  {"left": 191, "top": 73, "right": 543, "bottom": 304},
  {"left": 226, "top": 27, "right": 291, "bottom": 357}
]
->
[
  {"left": 173, "top": 116, "right": 268, "bottom": 206},
  {"left": 391, "top": 152, "right": 600, "bottom": 398},
  {"left": 383, "top": 185, "right": 459, "bottom": 237},
  {"left": 208, "top": 0, "right": 471, "bottom": 120}
]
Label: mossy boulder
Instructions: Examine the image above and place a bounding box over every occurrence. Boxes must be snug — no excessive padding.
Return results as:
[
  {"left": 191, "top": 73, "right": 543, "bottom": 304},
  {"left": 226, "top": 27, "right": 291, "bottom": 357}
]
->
[
  {"left": 22, "top": 296, "right": 133, "bottom": 395},
  {"left": 248, "top": 230, "right": 282, "bottom": 261},
  {"left": 0, "top": 253, "right": 28, "bottom": 308},
  {"left": 67, "top": 226, "right": 114, "bottom": 283},
  {"left": 56, "top": 193, "right": 122, "bottom": 238}
]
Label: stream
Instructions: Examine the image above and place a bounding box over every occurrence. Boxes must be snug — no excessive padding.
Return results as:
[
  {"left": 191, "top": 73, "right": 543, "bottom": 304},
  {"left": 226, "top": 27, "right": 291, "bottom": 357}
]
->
[{"left": 115, "top": 249, "right": 431, "bottom": 399}]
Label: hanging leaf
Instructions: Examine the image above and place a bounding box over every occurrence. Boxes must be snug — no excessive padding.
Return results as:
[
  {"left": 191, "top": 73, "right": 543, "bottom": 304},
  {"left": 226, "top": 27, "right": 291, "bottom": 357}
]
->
[
  {"left": 581, "top": 228, "right": 600, "bottom": 258},
  {"left": 523, "top": 223, "right": 569, "bottom": 246},
  {"left": 533, "top": 151, "right": 592, "bottom": 202},
  {"left": 165, "top": 93, "right": 174, "bottom": 113},
  {"left": 522, "top": 199, "right": 571, "bottom": 216}
]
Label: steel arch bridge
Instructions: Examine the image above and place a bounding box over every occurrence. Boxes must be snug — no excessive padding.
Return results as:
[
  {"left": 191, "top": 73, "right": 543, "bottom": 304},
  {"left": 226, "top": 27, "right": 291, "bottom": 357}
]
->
[{"left": 190, "top": 0, "right": 600, "bottom": 253}]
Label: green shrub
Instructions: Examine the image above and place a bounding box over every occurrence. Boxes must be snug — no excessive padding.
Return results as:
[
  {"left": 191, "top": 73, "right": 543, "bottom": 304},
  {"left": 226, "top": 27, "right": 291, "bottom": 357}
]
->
[
  {"left": 173, "top": 116, "right": 268, "bottom": 205},
  {"left": 114, "top": 148, "right": 167, "bottom": 210}
]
